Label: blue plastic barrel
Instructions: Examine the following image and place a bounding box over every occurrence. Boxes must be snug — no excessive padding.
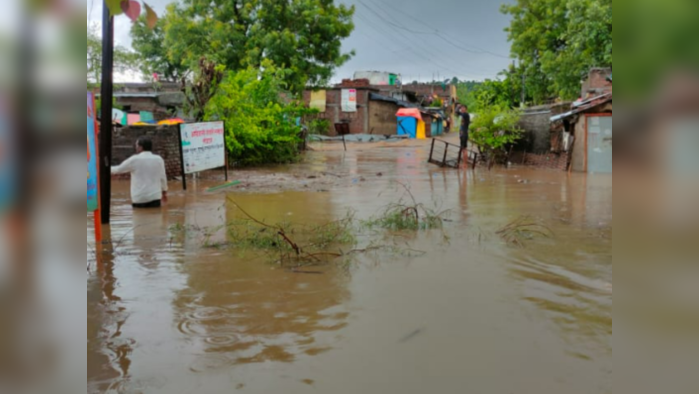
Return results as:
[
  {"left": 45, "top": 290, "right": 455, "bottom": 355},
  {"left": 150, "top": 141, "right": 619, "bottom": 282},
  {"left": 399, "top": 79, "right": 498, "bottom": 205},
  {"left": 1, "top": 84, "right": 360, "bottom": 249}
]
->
[{"left": 397, "top": 117, "right": 417, "bottom": 139}]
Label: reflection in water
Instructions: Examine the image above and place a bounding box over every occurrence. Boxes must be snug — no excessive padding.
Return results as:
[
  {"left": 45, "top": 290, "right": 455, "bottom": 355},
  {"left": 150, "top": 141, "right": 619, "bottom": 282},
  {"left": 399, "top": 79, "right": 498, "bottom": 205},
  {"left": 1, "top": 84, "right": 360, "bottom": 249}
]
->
[
  {"left": 173, "top": 192, "right": 349, "bottom": 370},
  {"left": 173, "top": 261, "right": 349, "bottom": 369},
  {"left": 87, "top": 227, "right": 132, "bottom": 394}
]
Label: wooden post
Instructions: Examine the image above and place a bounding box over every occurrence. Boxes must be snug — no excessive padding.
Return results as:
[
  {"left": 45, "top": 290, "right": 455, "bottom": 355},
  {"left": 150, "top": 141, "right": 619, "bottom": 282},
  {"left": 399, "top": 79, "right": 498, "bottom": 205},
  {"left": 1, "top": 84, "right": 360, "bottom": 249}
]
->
[
  {"left": 584, "top": 115, "right": 589, "bottom": 173},
  {"left": 223, "top": 122, "right": 229, "bottom": 182},
  {"left": 177, "top": 124, "right": 187, "bottom": 190}
]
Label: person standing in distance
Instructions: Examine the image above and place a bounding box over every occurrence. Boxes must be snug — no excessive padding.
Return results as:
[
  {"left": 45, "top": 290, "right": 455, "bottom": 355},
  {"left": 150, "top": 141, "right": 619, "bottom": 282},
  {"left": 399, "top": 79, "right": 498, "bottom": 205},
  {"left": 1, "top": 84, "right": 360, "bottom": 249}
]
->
[
  {"left": 458, "top": 104, "right": 471, "bottom": 151},
  {"left": 458, "top": 105, "right": 471, "bottom": 148},
  {"left": 112, "top": 138, "right": 168, "bottom": 208}
]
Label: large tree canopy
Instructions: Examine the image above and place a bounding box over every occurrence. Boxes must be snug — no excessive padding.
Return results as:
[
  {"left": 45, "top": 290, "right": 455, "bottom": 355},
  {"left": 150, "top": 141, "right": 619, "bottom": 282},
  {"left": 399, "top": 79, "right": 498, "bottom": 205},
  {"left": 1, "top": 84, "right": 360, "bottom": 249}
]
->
[
  {"left": 501, "top": 0, "right": 612, "bottom": 102},
  {"left": 131, "top": 14, "right": 189, "bottom": 82},
  {"left": 133, "top": 0, "right": 355, "bottom": 95}
]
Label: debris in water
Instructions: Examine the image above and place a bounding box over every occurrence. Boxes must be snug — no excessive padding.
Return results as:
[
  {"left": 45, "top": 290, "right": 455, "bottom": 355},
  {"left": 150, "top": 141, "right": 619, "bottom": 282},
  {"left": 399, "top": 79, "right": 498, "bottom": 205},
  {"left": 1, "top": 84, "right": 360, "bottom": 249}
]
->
[{"left": 399, "top": 328, "right": 424, "bottom": 343}]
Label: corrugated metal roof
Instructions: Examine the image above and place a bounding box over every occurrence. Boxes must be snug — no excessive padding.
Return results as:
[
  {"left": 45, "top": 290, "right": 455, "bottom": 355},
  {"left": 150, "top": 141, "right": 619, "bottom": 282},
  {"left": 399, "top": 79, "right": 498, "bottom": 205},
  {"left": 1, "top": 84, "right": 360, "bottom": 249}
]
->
[
  {"left": 550, "top": 93, "right": 612, "bottom": 122},
  {"left": 369, "top": 93, "right": 444, "bottom": 118},
  {"left": 369, "top": 92, "right": 419, "bottom": 108}
]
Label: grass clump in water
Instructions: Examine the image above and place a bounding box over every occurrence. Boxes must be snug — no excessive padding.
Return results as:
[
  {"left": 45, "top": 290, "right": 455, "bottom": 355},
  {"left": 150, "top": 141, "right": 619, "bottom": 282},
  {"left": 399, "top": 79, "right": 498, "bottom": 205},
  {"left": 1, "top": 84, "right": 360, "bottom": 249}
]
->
[
  {"left": 364, "top": 183, "right": 448, "bottom": 231},
  {"left": 364, "top": 204, "right": 446, "bottom": 231},
  {"left": 497, "top": 216, "right": 553, "bottom": 247}
]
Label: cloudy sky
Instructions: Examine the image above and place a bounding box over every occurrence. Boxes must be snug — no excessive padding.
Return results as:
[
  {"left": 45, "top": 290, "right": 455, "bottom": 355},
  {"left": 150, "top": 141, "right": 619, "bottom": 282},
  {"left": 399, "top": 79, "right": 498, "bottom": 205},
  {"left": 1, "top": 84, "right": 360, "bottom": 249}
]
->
[{"left": 87, "top": 0, "right": 515, "bottom": 83}]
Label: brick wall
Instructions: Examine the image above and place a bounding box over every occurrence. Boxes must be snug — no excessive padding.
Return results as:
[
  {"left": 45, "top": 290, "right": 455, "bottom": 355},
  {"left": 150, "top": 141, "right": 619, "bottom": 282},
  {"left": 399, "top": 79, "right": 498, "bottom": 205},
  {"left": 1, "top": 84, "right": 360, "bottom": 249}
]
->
[
  {"left": 110, "top": 125, "right": 182, "bottom": 180},
  {"left": 339, "top": 79, "right": 371, "bottom": 88},
  {"left": 401, "top": 83, "right": 455, "bottom": 104},
  {"left": 582, "top": 68, "right": 612, "bottom": 97},
  {"left": 510, "top": 151, "right": 571, "bottom": 171},
  {"left": 303, "top": 88, "right": 373, "bottom": 135}
]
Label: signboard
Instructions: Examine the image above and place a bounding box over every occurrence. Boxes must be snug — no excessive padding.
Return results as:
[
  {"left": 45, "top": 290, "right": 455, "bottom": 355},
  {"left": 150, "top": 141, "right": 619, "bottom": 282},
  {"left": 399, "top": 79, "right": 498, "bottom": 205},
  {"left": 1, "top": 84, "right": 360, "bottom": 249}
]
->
[
  {"left": 180, "top": 121, "right": 226, "bottom": 174},
  {"left": 178, "top": 121, "right": 228, "bottom": 190},
  {"left": 341, "top": 89, "right": 357, "bottom": 112},
  {"left": 310, "top": 90, "right": 327, "bottom": 112},
  {"left": 87, "top": 93, "right": 99, "bottom": 213}
]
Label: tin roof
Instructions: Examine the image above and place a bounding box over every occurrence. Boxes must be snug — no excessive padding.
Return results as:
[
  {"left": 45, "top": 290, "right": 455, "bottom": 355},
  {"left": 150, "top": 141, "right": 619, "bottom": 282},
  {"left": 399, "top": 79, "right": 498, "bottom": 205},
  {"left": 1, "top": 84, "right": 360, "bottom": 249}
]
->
[{"left": 550, "top": 93, "right": 612, "bottom": 122}]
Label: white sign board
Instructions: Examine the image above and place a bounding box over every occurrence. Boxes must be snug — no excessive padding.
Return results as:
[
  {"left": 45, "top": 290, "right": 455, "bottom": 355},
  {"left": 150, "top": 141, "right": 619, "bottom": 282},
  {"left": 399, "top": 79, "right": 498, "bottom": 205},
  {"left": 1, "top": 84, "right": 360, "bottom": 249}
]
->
[
  {"left": 180, "top": 121, "right": 226, "bottom": 174},
  {"left": 341, "top": 89, "right": 357, "bottom": 112}
]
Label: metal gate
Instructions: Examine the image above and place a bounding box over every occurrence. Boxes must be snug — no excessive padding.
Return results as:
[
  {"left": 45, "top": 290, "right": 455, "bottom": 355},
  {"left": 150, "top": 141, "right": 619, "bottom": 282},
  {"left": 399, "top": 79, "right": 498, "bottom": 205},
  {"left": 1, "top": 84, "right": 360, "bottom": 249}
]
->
[{"left": 587, "top": 115, "right": 612, "bottom": 174}]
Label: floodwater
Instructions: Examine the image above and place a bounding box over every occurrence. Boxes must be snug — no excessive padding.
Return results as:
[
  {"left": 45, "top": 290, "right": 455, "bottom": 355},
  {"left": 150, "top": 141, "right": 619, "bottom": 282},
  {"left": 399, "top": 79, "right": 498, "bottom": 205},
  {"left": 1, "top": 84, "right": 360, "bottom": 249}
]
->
[{"left": 87, "top": 141, "right": 612, "bottom": 394}]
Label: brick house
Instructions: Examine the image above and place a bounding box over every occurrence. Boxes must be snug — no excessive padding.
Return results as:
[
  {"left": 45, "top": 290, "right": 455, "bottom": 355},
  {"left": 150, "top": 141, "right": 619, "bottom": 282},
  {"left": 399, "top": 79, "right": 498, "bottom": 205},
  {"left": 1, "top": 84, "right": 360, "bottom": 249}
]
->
[{"left": 304, "top": 79, "right": 452, "bottom": 136}]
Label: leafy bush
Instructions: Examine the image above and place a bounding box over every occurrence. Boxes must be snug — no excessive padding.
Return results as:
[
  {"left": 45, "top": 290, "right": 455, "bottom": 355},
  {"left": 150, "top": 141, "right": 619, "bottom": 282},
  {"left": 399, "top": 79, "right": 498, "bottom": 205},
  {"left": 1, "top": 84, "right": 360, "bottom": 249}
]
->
[
  {"left": 306, "top": 117, "right": 331, "bottom": 136},
  {"left": 205, "top": 64, "right": 314, "bottom": 166},
  {"left": 470, "top": 105, "right": 524, "bottom": 166}
]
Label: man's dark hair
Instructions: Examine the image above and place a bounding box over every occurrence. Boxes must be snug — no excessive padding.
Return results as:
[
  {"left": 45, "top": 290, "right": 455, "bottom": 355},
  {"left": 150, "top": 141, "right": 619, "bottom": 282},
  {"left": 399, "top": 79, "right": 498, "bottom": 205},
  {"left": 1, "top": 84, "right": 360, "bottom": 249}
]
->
[{"left": 137, "top": 138, "right": 153, "bottom": 152}]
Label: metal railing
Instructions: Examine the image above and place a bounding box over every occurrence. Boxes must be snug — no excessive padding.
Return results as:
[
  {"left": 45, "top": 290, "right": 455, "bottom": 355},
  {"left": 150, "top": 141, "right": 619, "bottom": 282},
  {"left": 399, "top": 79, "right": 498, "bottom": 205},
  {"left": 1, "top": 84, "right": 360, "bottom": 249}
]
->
[{"left": 428, "top": 138, "right": 478, "bottom": 169}]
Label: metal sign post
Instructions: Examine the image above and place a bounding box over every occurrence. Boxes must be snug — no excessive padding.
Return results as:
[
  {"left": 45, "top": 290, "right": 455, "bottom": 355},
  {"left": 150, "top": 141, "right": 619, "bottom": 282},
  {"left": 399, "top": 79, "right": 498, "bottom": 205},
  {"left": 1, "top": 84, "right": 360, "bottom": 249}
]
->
[{"left": 99, "top": 6, "right": 114, "bottom": 225}]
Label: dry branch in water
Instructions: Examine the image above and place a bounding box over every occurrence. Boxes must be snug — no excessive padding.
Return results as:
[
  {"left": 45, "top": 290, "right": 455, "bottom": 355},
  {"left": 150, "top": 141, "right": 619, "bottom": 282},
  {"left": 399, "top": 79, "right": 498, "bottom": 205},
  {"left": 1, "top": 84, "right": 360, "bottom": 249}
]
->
[{"left": 167, "top": 196, "right": 437, "bottom": 269}]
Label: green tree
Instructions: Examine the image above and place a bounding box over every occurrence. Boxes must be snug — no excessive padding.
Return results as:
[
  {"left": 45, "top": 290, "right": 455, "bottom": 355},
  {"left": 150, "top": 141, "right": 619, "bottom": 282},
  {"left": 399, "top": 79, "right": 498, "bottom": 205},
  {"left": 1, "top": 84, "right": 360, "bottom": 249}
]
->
[
  {"left": 87, "top": 23, "right": 141, "bottom": 88},
  {"left": 184, "top": 58, "right": 226, "bottom": 122},
  {"left": 501, "top": 0, "right": 612, "bottom": 102},
  {"left": 205, "top": 62, "right": 316, "bottom": 166},
  {"left": 157, "top": 0, "right": 355, "bottom": 95},
  {"left": 462, "top": 64, "right": 530, "bottom": 112},
  {"left": 131, "top": 13, "right": 189, "bottom": 82},
  {"left": 455, "top": 80, "right": 483, "bottom": 106}
]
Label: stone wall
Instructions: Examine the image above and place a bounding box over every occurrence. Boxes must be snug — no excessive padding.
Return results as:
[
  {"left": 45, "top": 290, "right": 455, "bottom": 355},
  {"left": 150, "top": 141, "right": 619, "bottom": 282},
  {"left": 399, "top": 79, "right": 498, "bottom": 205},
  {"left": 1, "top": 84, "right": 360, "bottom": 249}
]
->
[
  {"left": 111, "top": 125, "right": 182, "bottom": 180},
  {"left": 517, "top": 102, "right": 571, "bottom": 154}
]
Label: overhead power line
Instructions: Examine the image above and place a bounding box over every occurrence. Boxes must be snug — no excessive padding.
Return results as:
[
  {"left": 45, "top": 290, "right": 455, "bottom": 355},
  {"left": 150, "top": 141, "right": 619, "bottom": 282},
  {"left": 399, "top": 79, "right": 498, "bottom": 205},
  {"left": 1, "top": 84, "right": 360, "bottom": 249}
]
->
[
  {"left": 353, "top": 8, "right": 469, "bottom": 78},
  {"left": 357, "top": 0, "right": 511, "bottom": 60}
]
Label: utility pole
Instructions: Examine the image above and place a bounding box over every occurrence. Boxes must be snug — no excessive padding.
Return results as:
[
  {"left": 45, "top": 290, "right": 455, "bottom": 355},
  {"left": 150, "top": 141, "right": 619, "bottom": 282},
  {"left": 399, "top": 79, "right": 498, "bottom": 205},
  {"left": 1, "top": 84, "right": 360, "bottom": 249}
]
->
[{"left": 99, "top": 3, "right": 114, "bottom": 225}]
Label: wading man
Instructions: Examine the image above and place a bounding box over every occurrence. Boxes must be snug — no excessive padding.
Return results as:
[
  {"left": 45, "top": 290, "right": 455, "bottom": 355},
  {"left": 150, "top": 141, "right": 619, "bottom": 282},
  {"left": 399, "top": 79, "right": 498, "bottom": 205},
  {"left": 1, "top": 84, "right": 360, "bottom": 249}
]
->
[{"left": 111, "top": 138, "right": 168, "bottom": 208}]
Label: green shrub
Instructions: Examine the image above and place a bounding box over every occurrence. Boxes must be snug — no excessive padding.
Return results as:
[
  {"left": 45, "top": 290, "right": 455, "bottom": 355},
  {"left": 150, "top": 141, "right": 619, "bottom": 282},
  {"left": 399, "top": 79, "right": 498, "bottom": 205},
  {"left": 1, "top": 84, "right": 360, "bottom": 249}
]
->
[
  {"left": 205, "top": 64, "right": 314, "bottom": 166},
  {"left": 470, "top": 106, "right": 524, "bottom": 165},
  {"left": 306, "top": 117, "right": 331, "bottom": 135}
]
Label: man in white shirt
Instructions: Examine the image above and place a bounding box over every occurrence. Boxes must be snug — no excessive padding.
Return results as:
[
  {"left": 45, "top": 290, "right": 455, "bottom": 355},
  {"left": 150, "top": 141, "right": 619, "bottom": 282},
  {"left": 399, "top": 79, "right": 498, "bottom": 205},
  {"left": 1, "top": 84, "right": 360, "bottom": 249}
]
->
[{"left": 111, "top": 138, "right": 168, "bottom": 208}]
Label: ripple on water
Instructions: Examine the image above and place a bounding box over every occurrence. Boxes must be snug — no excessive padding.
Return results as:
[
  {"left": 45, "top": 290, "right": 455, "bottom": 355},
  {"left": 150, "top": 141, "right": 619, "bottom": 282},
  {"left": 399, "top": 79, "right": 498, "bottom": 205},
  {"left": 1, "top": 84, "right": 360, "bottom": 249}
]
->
[
  {"left": 177, "top": 306, "right": 239, "bottom": 338},
  {"left": 204, "top": 335, "right": 239, "bottom": 346},
  {"left": 177, "top": 318, "right": 208, "bottom": 337},
  {"left": 189, "top": 354, "right": 235, "bottom": 373},
  {"left": 188, "top": 306, "right": 230, "bottom": 321}
]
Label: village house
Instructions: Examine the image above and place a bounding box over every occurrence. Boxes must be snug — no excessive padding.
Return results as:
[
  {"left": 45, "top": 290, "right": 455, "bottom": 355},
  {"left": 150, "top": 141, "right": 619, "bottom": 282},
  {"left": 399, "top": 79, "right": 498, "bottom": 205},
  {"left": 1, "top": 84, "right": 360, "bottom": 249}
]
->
[
  {"left": 100, "top": 82, "right": 186, "bottom": 125},
  {"left": 550, "top": 68, "right": 613, "bottom": 173},
  {"left": 511, "top": 68, "right": 612, "bottom": 172},
  {"left": 303, "top": 74, "right": 456, "bottom": 137}
]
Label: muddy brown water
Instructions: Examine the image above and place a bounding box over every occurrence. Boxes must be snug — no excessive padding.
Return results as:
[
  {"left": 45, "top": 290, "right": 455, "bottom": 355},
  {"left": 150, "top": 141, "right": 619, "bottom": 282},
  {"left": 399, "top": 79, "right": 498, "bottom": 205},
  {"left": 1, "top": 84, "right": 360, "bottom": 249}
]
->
[{"left": 88, "top": 142, "right": 611, "bottom": 394}]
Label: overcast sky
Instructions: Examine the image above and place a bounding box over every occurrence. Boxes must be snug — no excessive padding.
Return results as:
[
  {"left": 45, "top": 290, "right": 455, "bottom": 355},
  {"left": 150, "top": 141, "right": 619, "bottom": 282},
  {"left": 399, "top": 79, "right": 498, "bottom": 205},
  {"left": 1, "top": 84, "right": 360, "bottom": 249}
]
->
[{"left": 87, "top": 0, "right": 515, "bottom": 83}]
